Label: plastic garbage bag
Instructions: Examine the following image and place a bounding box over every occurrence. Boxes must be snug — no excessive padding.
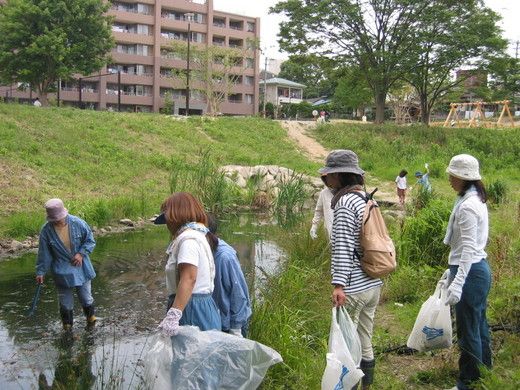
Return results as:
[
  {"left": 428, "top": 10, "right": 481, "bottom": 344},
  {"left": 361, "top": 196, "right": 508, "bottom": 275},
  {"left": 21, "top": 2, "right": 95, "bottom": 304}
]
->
[
  {"left": 336, "top": 306, "right": 362, "bottom": 366},
  {"left": 406, "top": 278, "right": 452, "bottom": 352},
  {"left": 321, "top": 307, "right": 364, "bottom": 390},
  {"left": 144, "top": 326, "right": 282, "bottom": 390}
]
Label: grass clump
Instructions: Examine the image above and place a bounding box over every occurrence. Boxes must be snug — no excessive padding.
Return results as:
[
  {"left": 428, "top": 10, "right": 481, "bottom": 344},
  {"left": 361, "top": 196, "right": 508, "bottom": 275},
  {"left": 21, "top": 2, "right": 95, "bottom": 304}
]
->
[{"left": 272, "top": 173, "right": 308, "bottom": 227}]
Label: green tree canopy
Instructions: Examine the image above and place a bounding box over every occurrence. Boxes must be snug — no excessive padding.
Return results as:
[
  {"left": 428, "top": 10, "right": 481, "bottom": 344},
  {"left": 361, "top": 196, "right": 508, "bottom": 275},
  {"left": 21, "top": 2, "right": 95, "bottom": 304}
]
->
[
  {"left": 403, "top": 0, "right": 506, "bottom": 124},
  {"left": 272, "top": 0, "right": 429, "bottom": 123},
  {"left": 332, "top": 67, "right": 373, "bottom": 116},
  {"left": 278, "top": 54, "right": 337, "bottom": 99},
  {"left": 0, "top": 0, "right": 114, "bottom": 105}
]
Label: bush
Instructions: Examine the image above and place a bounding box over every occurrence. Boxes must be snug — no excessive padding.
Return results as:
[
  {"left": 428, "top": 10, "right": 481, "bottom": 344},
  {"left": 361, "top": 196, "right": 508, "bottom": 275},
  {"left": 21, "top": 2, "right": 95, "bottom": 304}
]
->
[
  {"left": 399, "top": 199, "right": 451, "bottom": 267},
  {"left": 272, "top": 172, "right": 308, "bottom": 227},
  {"left": 488, "top": 179, "right": 508, "bottom": 204},
  {"left": 383, "top": 265, "right": 441, "bottom": 303}
]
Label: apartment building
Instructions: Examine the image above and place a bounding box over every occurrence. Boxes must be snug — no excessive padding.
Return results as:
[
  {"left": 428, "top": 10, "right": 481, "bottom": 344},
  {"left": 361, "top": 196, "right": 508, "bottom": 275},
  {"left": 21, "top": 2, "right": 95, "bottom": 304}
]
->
[{"left": 0, "top": 0, "right": 260, "bottom": 115}]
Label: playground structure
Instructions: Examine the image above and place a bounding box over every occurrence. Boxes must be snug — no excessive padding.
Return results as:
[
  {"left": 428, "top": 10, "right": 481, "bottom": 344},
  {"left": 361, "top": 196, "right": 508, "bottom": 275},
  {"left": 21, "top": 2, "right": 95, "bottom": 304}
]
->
[{"left": 443, "top": 100, "right": 516, "bottom": 128}]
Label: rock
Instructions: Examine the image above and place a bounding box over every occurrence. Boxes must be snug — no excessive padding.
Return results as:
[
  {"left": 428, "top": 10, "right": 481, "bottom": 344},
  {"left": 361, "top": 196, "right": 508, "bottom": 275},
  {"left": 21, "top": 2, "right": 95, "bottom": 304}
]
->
[
  {"left": 119, "top": 219, "right": 134, "bottom": 227},
  {"left": 9, "top": 240, "right": 24, "bottom": 252}
]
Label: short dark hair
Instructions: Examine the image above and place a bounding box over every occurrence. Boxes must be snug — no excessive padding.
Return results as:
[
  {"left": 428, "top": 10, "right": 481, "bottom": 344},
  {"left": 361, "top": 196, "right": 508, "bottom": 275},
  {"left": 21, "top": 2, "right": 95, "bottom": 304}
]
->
[
  {"left": 337, "top": 172, "right": 364, "bottom": 187},
  {"left": 399, "top": 169, "right": 408, "bottom": 177}
]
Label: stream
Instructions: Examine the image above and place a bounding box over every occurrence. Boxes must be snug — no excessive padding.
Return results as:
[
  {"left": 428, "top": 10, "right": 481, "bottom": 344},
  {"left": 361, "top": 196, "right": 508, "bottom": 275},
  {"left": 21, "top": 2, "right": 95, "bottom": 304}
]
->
[{"left": 0, "top": 214, "right": 286, "bottom": 389}]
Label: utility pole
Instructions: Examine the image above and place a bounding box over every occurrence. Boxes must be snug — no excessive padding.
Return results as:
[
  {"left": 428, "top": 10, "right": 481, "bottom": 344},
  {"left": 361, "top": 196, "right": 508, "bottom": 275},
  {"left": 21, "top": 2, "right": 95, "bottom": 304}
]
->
[
  {"left": 263, "top": 56, "right": 268, "bottom": 118},
  {"left": 185, "top": 13, "right": 194, "bottom": 116},
  {"left": 118, "top": 71, "right": 121, "bottom": 112}
]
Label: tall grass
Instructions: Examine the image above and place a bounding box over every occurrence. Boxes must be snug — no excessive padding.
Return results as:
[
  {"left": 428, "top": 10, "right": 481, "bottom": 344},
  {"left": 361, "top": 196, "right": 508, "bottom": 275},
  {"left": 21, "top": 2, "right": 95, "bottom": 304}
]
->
[
  {"left": 272, "top": 173, "right": 308, "bottom": 227},
  {"left": 249, "top": 222, "right": 331, "bottom": 388}
]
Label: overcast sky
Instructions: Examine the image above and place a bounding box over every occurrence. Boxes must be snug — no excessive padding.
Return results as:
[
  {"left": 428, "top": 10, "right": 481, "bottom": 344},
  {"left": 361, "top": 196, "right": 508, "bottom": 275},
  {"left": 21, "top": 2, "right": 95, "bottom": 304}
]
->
[{"left": 213, "top": 0, "right": 520, "bottom": 60}]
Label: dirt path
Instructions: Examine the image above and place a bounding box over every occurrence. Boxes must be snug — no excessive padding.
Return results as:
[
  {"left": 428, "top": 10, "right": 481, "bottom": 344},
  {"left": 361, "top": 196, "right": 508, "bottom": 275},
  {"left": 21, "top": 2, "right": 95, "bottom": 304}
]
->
[
  {"left": 280, "top": 120, "right": 398, "bottom": 205},
  {"left": 280, "top": 120, "right": 328, "bottom": 163}
]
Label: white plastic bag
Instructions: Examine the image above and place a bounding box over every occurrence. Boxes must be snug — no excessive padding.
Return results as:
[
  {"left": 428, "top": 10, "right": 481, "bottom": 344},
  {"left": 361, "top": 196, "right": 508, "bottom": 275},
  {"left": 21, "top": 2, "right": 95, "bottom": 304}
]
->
[
  {"left": 321, "top": 307, "right": 364, "bottom": 390},
  {"left": 144, "top": 326, "right": 282, "bottom": 390},
  {"left": 143, "top": 333, "right": 174, "bottom": 390},
  {"left": 336, "top": 306, "right": 362, "bottom": 366},
  {"left": 406, "top": 279, "right": 452, "bottom": 352}
]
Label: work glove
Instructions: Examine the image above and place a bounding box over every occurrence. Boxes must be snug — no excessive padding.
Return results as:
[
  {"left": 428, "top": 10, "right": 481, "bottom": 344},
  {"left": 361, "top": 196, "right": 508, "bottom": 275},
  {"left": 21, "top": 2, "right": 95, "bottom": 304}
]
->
[
  {"left": 309, "top": 224, "right": 318, "bottom": 240},
  {"left": 229, "top": 328, "right": 243, "bottom": 337},
  {"left": 158, "top": 307, "right": 182, "bottom": 336},
  {"left": 445, "top": 284, "right": 462, "bottom": 306},
  {"left": 425, "top": 163, "right": 429, "bottom": 169}
]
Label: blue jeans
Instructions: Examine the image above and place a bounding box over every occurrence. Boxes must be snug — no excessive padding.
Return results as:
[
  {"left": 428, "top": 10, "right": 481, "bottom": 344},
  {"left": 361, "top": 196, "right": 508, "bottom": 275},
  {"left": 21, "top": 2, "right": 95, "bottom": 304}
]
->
[
  {"left": 56, "top": 280, "right": 94, "bottom": 310},
  {"left": 450, "top": 260, "right": 492, "bottom": 390}
]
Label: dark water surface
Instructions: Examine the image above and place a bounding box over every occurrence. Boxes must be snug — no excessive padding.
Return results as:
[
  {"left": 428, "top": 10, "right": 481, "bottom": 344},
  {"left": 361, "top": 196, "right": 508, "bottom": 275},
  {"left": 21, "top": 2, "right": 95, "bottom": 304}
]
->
[{"left": 0, "top": 214, "right": 285, "bottom": 389}]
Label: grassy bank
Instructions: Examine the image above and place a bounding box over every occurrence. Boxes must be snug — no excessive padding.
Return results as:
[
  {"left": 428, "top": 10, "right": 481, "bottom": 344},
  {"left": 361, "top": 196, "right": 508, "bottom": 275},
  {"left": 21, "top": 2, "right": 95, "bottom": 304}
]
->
[
  {"left": 0, "top": 104, "right": 318, "bottom": 239},
  {"left": 312, "top": 122, "right": 520, "bottom": 201},
  {"left": 253, "top": 193, "right": 520, "bottom": 389}
]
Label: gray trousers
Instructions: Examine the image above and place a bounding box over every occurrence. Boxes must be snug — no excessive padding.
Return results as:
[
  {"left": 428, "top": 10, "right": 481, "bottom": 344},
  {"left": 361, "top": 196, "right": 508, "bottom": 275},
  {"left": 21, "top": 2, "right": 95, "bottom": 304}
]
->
[{"left": 345, "top": 286, "right": 381, "bottom": 361}]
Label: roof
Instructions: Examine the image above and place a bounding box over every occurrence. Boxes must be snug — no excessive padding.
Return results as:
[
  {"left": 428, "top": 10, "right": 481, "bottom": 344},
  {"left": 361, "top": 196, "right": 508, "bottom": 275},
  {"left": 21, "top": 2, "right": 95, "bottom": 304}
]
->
[
  {"left": 261, "top": 78, "right": 306, "bottom": 88},
  {"left": 311, "top": 97, "right": 332, "bottom": 106}
]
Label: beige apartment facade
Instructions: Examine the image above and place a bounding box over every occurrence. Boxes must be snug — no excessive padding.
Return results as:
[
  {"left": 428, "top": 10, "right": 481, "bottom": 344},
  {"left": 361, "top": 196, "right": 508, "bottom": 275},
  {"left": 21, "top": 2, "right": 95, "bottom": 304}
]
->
[{"left": 0, "top": 0, "right": 261, "bottom": 115}]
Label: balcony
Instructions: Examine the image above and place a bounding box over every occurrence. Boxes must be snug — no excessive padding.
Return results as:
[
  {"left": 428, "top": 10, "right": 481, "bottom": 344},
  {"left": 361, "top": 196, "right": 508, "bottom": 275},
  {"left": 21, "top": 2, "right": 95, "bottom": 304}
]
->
[{"left": 229, "top": 20, "right": 243, "bottom": 31}]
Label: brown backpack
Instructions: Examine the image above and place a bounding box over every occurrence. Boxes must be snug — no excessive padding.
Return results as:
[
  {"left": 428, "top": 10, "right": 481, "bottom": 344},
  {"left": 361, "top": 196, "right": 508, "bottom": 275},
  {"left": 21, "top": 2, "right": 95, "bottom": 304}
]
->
[{"left": 350, "top": 189, "right": 397, "bottom": 278}]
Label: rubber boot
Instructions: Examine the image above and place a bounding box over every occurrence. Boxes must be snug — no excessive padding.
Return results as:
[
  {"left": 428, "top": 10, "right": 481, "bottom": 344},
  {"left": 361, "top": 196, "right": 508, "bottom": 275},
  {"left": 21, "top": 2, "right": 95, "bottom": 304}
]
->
[
  {"left": 360, "top": 359, "right": 375, "bottom": 389},
  {"left": 60, "top": 307, "right": 73, "bottom": 331},
  {"left": 83, "top": 305, "right": 96, "bottom": 327}
]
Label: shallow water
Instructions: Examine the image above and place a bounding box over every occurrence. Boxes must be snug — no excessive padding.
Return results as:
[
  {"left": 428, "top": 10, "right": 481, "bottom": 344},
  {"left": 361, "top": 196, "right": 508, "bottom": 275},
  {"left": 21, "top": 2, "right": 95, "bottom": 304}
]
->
[{"left": 0, "top": 214, "right": 286, "bottom": 389}]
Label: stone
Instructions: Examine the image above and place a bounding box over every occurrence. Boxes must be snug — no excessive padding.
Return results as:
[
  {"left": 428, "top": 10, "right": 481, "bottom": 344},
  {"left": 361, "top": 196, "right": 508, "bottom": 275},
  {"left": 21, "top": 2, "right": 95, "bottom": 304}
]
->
[{"left": 119, "top": 219, "right": 134, "bottom": 226}]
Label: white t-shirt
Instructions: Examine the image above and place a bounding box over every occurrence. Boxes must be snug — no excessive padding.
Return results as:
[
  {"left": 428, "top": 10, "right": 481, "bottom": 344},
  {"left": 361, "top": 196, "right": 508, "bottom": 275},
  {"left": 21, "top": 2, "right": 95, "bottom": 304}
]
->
[
  {"left": 165, "top": 230, "right": 215, "bottom": 295},
  {"left": 395, "top": 176, "right": 407, "bottom": 190}
]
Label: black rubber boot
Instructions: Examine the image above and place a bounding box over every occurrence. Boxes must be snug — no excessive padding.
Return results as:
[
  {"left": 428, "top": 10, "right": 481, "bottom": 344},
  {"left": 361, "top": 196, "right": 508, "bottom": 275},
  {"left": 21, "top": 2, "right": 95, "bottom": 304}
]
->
[
  {"left": 360, "top": 359, "right": 375, "bottom": 389},
  {"left": 83, "top": 305, "right": 96, "bottom": 326},
  {"left": 59, "top": 307, "right": 73, "bottom": 330}
]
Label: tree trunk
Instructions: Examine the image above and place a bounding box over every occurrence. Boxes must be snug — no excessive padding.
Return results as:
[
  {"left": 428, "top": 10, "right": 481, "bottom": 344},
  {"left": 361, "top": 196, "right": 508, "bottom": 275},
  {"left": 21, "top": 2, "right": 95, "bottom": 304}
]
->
[
  {"left": 36, "top": 84, "right": 50, "bottom": 106},
  {"left": 420, "top": 94, "right": 430, "bottom": 125},
  {"left": 374, "top": 91, "right": 386, "bottom": 124}
]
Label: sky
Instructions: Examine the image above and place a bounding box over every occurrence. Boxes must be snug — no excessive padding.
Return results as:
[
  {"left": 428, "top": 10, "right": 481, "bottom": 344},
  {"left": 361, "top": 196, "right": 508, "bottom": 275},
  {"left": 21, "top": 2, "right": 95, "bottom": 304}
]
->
[{"left": 213, "top": 0, "right": 520, "bottom": 61}]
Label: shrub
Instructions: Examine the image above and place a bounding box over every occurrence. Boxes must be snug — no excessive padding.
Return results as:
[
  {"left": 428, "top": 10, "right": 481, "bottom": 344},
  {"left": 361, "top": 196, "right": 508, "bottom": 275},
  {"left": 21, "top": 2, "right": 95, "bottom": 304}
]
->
[
  {"left": 383, "top": 264, "right": 440, "bottom": 303},
  {"left": 399, "top": 199, "right": 451, "bottom": 267},
  {"left": 488, "top": 179, "right": 508, "bottom": 204}
]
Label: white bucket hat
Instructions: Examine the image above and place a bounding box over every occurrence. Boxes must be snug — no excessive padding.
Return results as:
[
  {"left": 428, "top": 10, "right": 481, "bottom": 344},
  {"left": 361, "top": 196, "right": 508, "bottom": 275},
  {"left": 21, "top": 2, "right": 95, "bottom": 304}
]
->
[{"left": 446, "top": 154, "right": 481, "bottom": 181}]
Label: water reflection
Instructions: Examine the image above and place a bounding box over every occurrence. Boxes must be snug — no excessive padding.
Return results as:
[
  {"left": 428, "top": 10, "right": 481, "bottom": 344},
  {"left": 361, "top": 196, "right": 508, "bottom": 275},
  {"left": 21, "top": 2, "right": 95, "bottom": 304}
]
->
[{"left": 0, "top": 214, "right": 287, "bottom": 389}]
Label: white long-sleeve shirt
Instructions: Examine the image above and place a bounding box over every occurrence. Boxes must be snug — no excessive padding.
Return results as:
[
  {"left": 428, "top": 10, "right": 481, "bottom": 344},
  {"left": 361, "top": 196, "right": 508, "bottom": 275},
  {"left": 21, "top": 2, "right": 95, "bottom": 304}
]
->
[
  {"left": 311, "top": 188, "right": 334, "bottom": 238},
  {"left": 444, "top": 188, "right": 488, "bottom": 291}
]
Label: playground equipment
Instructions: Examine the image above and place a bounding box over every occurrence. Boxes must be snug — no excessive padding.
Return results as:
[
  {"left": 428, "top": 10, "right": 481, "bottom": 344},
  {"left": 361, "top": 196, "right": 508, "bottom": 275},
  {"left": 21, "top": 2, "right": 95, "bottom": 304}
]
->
[{"left": 443, "top": 100, "right": 515, "bottom": 128}]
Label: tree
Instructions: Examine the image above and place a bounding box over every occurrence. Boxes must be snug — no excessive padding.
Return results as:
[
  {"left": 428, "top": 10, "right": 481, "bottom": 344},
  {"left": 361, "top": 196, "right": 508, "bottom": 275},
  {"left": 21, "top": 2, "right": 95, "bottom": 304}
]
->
[
  {"left": 272, "top": 0, "right": 429, "bottom": 123},
  {"left": 278, "top": 54, "right": 337, "bottom": 98},
  {"left": 165, "top": 39, "right": 258, "bottom": 115},
  {"left": 403, "top": 1, "right": 506, "bottom": 124},
  {"left": 332, "top": 67, "right": 373, "bottom": 117},
  {"left": 486, "top": 54, "right": 520, "bottom": 103},
  {"left": 0, "top": 0, "right": 114, "bottom": 106}
]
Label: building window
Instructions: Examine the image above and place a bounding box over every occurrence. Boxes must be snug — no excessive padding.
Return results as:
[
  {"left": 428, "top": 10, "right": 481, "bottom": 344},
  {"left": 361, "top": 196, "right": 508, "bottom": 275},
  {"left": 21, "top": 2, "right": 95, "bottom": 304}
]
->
[
  {"left": 245, "top": 58, "right": 255, "bottom": 69},
  {"left": 111, "top": 2, "right": 153, "bottom": 15},
  {"left": 229, "top": 20, "right": 243, "bottom": 31},
  {"left": 213, "top": 17, "right": 226, "bottom": 28},
  {"left": 247, "top": 22, "right": 255, "bottom": 32},
  {"left": 229, "top": 38, "right": 243, "bottom": 48},
  {"left": 245, "top": 76, "right": 255, "bottom": 86},
  {"left": 115, "top": 44, "right": 151, "bottom": 56},
  {"left": 246, "top": 94, "right": 254, "bottom": 104},
  {"left": 162, "top": 10, "right": 205, "bottom": 24},
  {"left": 212, "top": 36, "right": 225, "bottom": 46},
  {"left": 228, "top": 93, "right": 242, "bottom": 103}
]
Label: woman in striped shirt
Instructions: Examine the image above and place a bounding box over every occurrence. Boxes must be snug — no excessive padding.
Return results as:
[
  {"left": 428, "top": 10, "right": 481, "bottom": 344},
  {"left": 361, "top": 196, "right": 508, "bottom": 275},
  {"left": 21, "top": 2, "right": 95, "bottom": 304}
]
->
[{"left": 320, "top": 150, "right": 382, "bottom": 390}]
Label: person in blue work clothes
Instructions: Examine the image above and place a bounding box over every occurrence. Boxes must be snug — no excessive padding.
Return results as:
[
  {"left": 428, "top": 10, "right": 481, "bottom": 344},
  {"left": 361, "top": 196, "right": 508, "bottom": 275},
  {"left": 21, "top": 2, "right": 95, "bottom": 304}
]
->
[
  {"left": 414, "top": 163, "right": 432, "bottom": 193},
  {"left": 35, "top": 199, "right": 97, "bottom": 330},
  {"left": 207, "top": 214, "right": 252, "bottom": 337}
]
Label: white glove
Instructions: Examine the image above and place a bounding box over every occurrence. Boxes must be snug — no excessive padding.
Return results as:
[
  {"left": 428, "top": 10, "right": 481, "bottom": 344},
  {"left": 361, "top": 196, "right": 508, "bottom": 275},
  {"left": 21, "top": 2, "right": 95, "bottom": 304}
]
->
[
  {"left": 158, "top": 307, "right": 182, "bottom": 336},
  {"left": 424, "top": 163, "right": 429, "bottom": 169},
  {"left": 309, "top": 225, "right": 318, "bottom": 240},
  {"left": 445, "top": 285, "right": 462, "bottom": 306},
  {"left": 229, "top": 328, "right": 243, "bottom": 337},
  {"left": 438, "top": 269, "right": 451, "bottom": 286}
]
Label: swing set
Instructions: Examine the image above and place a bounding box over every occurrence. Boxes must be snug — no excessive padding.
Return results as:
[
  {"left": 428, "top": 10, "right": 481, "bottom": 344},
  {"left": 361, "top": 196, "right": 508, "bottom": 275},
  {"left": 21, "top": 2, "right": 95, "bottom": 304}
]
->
[{"left": 443, "top": 100, "right": 516, "bottom": 128}]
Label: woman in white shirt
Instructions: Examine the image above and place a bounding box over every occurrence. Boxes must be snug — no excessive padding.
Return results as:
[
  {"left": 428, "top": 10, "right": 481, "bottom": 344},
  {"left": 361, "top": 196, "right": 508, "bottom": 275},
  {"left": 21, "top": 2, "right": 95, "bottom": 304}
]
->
[
  {"left": 157, "top": 192, "right": 221, "bottom": 336},
  {"left": 309, "top": 174, "right": 335, "bottom": 240},
  {"left": 444, "top": 154, "right": 491, "bottom": 390},
  {"left": 394, "top": 169, "right": 408, "bottom": 205}
]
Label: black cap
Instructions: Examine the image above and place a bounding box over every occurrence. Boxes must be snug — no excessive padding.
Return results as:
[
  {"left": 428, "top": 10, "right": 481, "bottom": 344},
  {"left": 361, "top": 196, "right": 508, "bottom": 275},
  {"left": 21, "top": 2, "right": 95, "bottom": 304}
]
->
[{"left": 154, "top": 213, "right": 166, "bottom": 225}]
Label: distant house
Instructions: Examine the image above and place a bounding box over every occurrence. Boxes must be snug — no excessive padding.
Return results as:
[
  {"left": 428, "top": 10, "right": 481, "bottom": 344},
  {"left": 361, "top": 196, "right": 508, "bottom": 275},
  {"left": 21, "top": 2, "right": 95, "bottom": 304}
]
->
[
  {"left": 260, "top": 77, "right": 305, "bottom": 106},
  {"left": 456, "top": 69, "right": 488, "bottom": 102}
]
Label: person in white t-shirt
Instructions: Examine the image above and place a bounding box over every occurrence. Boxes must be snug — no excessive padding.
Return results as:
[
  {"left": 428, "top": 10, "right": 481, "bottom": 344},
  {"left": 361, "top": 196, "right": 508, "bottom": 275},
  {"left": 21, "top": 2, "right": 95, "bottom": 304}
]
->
[
  {"left": 394, "top": 169, "right": 408, "bottom": 205},
  {"left": 33, "top": 98, "right": 42, "bottom": 107},
  {"left": 156, "top": 192, "right": 221, "bottom": 336},
  {"left": 310, "top": 174, "right": 335, "bottom": 240}
]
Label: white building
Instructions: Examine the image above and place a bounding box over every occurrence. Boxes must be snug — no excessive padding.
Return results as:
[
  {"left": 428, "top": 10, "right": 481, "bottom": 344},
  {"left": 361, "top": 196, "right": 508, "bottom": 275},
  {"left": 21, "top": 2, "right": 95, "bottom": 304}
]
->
[{"left": 260, "top": 77, "right": 305, "bottom": 106}]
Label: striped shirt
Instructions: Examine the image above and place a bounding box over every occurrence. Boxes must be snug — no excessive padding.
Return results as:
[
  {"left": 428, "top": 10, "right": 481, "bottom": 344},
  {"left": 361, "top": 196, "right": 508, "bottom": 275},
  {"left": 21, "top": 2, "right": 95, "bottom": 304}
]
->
[{"left": 331, "top": 192, "right": 383, "bottom": 294}]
